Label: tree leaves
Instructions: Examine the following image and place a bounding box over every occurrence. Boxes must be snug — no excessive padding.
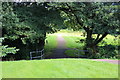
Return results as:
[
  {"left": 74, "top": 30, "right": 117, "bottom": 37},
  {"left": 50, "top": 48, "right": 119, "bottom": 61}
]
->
[{"left": 0, "top": 38, "right": 19, "bottom": 57}]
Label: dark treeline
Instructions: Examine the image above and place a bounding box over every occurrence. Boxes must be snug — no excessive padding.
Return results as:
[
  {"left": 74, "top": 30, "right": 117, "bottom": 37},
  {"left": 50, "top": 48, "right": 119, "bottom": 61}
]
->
[
  {"left": 2, "top": 2, "right": 63, "bottom": 60},
  {"left": 1, "top": 2, "right": 119, "bottom": 60}
]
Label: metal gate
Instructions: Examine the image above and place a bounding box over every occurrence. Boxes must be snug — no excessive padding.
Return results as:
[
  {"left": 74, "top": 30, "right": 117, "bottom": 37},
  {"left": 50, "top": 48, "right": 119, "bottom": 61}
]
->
[{"left": 30, "top": 49, "right": 44, "bottom": 60}]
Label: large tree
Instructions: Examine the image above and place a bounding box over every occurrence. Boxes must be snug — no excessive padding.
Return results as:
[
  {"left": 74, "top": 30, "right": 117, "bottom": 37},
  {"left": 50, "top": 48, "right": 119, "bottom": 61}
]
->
[
  {"left": 48, "top": 2, "right": 119, "bottom": 58},
  {"left": 2, "top": 2, "right": 63, "bottom": 60}
]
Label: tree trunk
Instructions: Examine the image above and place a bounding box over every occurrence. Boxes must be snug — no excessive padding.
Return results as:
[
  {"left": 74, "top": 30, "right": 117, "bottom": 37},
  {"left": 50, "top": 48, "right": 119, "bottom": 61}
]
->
[
  {"left": 84, "top": 32, "right": 108, "bottom": 58},
  {"left": 86, "top": 29, "right": 93, "bottom": 46},
  {"left": 84, "top": 29, "right": 94, "bottom": 57},
  {"left": 84, "top": 29, "right": 100, "bottom": 58}
]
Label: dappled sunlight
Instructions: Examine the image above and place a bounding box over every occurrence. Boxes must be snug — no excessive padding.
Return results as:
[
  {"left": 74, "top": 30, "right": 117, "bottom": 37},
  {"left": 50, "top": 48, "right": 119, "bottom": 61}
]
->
[
  {"left": 48, "top": 32, "right": 83, "bottom": 37},
  {"left": 56, "top": 33, "right": 62, "bottom": 37},
  {"left": 47, "top": 29, "right": 83, "bottom": 36},
  {"left": 45, "top": 29, "right": 120, "bottom": 59}
]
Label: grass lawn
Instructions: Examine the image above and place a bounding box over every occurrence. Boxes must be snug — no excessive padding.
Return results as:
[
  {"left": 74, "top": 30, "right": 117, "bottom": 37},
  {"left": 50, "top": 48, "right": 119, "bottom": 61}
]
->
[
  {"left": 65, "top": 49, "right": 85, "bottom": 58},
  {"left": 62, "top": 33, "right": 119, "bottom": 48},
  {"left": 97, "top": 35, "right": 119, "bottom": 46},
  {"left": 59, "top": 30, "right": 119, "bottom": 58},
  {"left": 63, "top": 35, "right": 85, "bottom": 49},
  {"left": 2, "top": 59, "right": 118, "bottom": 78},
  {"left": 44, "top": 34, "right": 57, "bottom": 57},
  {"left": 44, "top": 30, "right": 119, "bottom": 50}
]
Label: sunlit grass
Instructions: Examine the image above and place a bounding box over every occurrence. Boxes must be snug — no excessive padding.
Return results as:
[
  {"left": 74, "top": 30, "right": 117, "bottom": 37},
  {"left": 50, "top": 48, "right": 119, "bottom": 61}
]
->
[
  {"left": 54, "top": 29, "right": 83, "bottom": 37},
  {"left": 65, "top": 49, "right": 85, "bottom": 57},
  {"left": 93, "top": 34, "right": 119, "bottom": 46},
  {"left": 63, "top": 36, "right": 85, "bottom": 49},
  {"left": 44, "top": 34, "right": 57, "bottom": 57},
  {"left": 44, "top": 30, "right": 119, "bottom": 58},
  {"left": 59, "top": 30, "right": 119, "bottom": 48},
  {"left": 2, "top": 59, "right": 118, "bottom": 78},
  {"left": 58, "top": 30, "right": 119, "bottom": 58},
  {"left": 2, "top": 30, "right": 119, "bottom": 78}
]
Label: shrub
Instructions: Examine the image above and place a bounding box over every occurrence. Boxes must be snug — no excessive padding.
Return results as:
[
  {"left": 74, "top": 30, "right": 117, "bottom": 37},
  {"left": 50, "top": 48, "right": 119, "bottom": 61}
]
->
[
  {"left": 0, "top": 38, "right": 19, "bottom": 58},
  {"left": 98, "top": 45, "right": 118, "bottom": 59},
  {"left": 65, "top": 49, "right": 86, "bottom": 58},
  {"left": 1, "top": 45, "right": 19, "bottom": 57}
]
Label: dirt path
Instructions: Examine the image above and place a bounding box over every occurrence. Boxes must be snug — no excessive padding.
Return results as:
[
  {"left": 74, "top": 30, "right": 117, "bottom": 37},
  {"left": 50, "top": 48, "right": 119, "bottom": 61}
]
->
[
  {"left": 45, "top": 35, "right": 119, "bottom": 65},
  {"left": 92, "top": 59, "right": 120, "bottom": 64},
  {"left": 46, "top": 34, "right": 69, "bottom": 59}
]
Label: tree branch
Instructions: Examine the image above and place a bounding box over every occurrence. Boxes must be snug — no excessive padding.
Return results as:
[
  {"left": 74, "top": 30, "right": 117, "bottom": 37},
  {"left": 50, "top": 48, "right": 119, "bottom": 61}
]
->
[
  {"left": 94, "top": 34, "right": 100, "bottom": 42},
  {"left": 65, "top": 3, "right": 88, "bottom": 31},
  {"left": 94, "top": 32, "right": 108, "bottom": 45}
]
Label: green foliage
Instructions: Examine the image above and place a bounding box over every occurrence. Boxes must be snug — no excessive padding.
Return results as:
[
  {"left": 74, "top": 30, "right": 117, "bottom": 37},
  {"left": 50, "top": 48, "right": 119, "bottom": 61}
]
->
[
  {"left": 2, "top": 2, "right": 20, "bottom": 40},
  {"left": 1, "top": 3, "right": 44, "bottom": 59},
  {"left": 1, "top": 2, "right": 64, "bottom": 59},
  {"left": 60, "top": 30, "right": 119, "bottom": 59},
  {"left": 1, "top": 45, "right": 19, "bottom": 57},
  {"left": 2, "top": 2, "right": 64, "bottom": 44},
  {"left": 44, "top": 34, "right": 57, "bottom": 57},
  {"left": 48, "top": 2, "right": 119, "bottom": 38},
  {"left": 98, "top": 45, "right": 119, "bottom": 59},
  {"left": 63, "top": 35, "right": 85, "bottom": 49},
  {"left": 2, "top": 2, "right": 119, "bottom": 59},
  {"left": 2, "top": 2, "right": 46, "bottom": 44},
  {"left": 47, "top": 2, "right": 119, "bottom": 57},
  {"left": 0, "top": 38, "right": 19, "bottom": 57},
  {"left": 65, "top": 49, "right": 85, "bottom": 58}
]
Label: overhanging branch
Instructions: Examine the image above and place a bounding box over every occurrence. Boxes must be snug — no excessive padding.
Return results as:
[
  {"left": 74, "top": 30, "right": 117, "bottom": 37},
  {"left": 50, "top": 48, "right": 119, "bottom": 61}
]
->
[
  {"left": 94, "top": 34, "right": 100, "bottom": 42},
  {"left": 65, "top": 3, "right": 88, "bottom": 31},
  {"left": 94, "top": 32, "right": 108, "bottom": 45}
]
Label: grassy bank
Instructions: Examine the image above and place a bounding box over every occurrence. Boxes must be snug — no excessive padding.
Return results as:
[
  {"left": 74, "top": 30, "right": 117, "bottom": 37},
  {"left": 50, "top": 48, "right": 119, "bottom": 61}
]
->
[
  {"left": 44, "top": 34, "right": 57, "bottom": 57},
  {"left": 2, "top": 59, "right": 118, "bottom": 78},
  {"left": 58, "top": 30, "right": 119, "bottom": 58},
  {"left": 63, "top": 36, "right": 85, "bottom": 49}
]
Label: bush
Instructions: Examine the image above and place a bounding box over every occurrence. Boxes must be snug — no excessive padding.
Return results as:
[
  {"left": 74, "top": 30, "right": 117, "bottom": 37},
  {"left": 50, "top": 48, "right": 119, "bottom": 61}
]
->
[
  {"left": 1, "top": 45, "right": 19, "bottom": 57},
  {"left": 0, "top": 38, "right": 19, "bottom": 58},
  {"left": 64, "top": 49, "right": 86, "bottom": 58},
  {"left": 98, "top": 45, "right": 119, "bottom": 59}
]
